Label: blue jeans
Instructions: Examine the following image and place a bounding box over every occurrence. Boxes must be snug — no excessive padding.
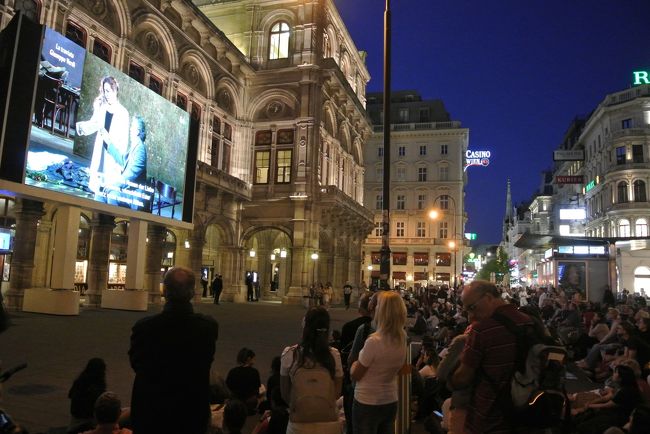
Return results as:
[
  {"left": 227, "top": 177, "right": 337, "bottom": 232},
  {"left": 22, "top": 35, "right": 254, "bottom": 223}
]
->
[{"left": 352, "top": 399, "right": 397, "bottom": 434}]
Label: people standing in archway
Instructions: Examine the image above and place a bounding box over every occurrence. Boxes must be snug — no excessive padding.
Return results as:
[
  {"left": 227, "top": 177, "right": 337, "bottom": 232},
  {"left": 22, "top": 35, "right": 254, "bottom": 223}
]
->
[
  {"left": 246, "top": 273, "right": 254, "bottom": 302},
  {"left": 213, "top": 274, "right": 223, "bottom": 305}
]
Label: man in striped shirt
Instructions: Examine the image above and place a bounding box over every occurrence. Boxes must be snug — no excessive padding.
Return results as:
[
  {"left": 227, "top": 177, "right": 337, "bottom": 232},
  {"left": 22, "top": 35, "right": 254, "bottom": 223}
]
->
[{"left": 451, "top": 281, "right": 533, "bottom": 434}]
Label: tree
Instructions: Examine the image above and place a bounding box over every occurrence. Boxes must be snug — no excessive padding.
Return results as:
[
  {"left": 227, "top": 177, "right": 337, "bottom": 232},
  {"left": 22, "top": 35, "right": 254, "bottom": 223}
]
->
[{"left": 476, "top": 247, "right": 512, "bottom": 282}]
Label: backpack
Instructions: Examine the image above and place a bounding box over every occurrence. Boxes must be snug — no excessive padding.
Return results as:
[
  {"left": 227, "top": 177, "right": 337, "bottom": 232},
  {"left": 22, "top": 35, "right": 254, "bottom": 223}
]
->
[
  {"left": 288, "top": 347, "right": 338, "bottom": 423},
  {"left": 491, "top": 312, "right": 569, "bottom": 429}
]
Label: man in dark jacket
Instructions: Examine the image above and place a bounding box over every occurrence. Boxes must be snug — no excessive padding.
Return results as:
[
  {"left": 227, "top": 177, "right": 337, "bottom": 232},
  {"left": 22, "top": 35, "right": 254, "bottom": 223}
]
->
[
  {"left": 129, "top": 267, "right": 219, "bottom": 434},
  {"left": 212, "top": 274, "right": 223, "bottom": 304}
]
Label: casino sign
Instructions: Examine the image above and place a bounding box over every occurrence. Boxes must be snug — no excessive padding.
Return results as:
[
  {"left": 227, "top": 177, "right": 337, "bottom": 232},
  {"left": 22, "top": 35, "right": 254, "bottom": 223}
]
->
[{"left": 464, "top": 150, "right": 491, "bottom": 171}]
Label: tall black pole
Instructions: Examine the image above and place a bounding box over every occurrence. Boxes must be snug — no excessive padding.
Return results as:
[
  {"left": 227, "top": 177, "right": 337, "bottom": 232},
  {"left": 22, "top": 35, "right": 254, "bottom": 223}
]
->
[{"left": 379, "top": 0, "right": 391, "bottom": 290}]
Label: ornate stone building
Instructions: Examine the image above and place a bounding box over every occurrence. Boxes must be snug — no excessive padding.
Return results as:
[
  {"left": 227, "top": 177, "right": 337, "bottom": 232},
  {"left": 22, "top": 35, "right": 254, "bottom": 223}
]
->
[{"left": 0, "top": 0, "right": 373, "bottom": 311}]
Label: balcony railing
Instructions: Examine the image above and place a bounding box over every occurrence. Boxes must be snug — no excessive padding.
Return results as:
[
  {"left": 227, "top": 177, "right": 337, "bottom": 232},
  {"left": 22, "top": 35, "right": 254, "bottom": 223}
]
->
[
  {"left": 373, "top": 121, "right": 462, "bottom": 133},
  {"left": 604, "top": 85, "right": 650, "bottom": 106}
]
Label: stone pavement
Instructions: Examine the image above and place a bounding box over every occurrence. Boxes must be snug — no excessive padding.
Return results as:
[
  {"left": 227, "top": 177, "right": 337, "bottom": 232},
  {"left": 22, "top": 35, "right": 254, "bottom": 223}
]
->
[{"left": 0, "top": 299, "right": 360, "bottom": 433}]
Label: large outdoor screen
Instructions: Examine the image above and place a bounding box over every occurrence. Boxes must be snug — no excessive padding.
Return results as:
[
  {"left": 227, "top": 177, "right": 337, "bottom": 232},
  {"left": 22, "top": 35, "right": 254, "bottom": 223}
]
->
[{"left": 25, "top": 27, "right": 191, "bottom": 222}]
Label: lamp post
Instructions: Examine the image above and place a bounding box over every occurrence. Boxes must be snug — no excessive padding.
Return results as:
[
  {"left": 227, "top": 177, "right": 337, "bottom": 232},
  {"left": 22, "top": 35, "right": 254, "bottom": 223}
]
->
[
  {"left": 379, "top": 0, "right": 392, "bottom": 290},
  {"left": 311, "top": 252, "right": 319, "bottom": 285}
]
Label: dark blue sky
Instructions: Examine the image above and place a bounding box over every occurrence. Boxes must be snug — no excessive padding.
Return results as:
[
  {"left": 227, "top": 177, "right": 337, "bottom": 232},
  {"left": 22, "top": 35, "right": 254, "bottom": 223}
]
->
[{"left": 333, "top": 0, "right": 650, "bottom": 244}]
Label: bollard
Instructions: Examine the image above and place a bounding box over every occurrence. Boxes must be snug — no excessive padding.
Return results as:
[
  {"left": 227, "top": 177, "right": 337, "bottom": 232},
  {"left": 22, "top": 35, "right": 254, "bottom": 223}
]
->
[{"left": 395, "top": 343, "right": 412, "bottom": 434}]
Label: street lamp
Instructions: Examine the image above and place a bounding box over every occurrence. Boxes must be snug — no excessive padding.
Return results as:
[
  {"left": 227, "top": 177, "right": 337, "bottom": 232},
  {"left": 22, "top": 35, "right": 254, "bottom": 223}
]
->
[{"left": 311, "top": 252, "right": 319, "bottom": 285}]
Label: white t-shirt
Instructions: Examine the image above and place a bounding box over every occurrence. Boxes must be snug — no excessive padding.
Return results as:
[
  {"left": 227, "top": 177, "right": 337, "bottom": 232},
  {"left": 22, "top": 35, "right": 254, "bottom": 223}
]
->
[
  {"left": 280, "top": 345, "right": 343, "bottom": 378},
  {"left": 354, "top": 333, "right": 406, "bottom": 405}
]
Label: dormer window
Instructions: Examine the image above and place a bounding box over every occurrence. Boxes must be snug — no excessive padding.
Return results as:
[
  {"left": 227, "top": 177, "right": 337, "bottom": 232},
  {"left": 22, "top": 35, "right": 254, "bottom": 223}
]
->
[{"left": 269, "top": 22, "right": 290, "bottom": 59}]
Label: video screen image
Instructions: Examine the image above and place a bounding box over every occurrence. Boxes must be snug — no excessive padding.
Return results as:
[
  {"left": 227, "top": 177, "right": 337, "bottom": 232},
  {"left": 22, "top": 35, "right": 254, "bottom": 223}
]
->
[{"left": 26, "top": 27, "right": 190, "bottom": 221}]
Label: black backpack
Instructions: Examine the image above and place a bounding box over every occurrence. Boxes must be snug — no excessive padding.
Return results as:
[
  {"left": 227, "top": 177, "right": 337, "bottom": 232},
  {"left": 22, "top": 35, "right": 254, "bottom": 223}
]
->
[{"left": 489, "top": 312, "right": 570, "bottom": 429}]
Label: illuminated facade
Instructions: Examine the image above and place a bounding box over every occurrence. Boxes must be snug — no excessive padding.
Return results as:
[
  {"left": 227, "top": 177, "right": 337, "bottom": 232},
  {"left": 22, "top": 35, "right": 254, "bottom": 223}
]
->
[
  {"left": 581, "top": 85, "right": 650, "bottom": 292},
  {"left": 0, "top": 0, "right": 373, "bottom": 311},
  {"left": 362, "top": 91, "right": 468, "bottom": 289}
]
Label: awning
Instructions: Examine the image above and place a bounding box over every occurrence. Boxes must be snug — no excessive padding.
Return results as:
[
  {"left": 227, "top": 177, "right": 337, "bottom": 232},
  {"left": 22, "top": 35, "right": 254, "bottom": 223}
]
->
[{"left": 513, "top": 232, "right": 615, "bottom": 250}]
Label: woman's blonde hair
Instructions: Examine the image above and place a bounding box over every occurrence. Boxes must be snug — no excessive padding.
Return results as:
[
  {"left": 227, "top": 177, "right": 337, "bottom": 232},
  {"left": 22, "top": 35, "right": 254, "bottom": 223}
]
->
[{"left": 374, "top": 290, "right": 407, "bottom": 346}]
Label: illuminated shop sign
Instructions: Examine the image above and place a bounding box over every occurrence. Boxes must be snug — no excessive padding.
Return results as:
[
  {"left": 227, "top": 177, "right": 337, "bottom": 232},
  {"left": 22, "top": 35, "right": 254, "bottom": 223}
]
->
[
  {"left": 553, "top": 150, "right": 584, "bottom": 161},
  {"left": 559, "top": 208, "right": 586, "bottom": 220},
  {"left": 633, "top": 70, "right": 650, "bottom": 86},
  {"left": 464, "top": 150, "right": 491, "bottom": 171},
  {"left": 555, "top": 175, "right": 583, "bottom": 184}
]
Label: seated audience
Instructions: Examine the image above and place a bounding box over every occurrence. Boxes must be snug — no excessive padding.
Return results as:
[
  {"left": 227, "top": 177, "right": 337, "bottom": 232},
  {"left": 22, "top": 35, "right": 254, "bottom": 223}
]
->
[
  {"left": 68, "top": 358, "right": 107, "bottom": 434},
  {"left": 80, "top": 392, "right": 131, "bottom": 434}
]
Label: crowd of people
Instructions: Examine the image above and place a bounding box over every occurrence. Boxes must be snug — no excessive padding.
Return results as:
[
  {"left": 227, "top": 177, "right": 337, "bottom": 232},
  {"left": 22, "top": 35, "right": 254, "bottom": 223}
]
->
[{"left": 3, "top": 267, "right": 650, "bottom": 434}]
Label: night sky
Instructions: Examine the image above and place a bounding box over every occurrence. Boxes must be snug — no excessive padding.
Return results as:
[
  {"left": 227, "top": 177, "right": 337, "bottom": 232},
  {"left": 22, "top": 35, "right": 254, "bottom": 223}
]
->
[{"left": 333, "top": 0, "right": 650, "bottom": 244}]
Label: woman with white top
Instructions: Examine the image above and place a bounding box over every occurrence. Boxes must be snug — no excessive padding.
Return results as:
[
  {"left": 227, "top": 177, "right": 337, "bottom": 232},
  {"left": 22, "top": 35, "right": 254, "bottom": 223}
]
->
[{"left": 350, "top": 290, "right": 407, "bottom": 434}]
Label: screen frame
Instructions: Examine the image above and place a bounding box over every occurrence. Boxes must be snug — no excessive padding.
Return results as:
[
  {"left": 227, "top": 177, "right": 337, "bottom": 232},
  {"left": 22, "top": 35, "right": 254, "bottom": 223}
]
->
[{"left": 0, "top": 19, "right": 197, "bottom": 229}]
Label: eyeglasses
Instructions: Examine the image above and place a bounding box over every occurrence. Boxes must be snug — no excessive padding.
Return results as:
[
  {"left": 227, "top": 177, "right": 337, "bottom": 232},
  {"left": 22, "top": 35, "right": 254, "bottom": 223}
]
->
[{"left": 464, "top": 293, "right": 486, "bottom": 312}]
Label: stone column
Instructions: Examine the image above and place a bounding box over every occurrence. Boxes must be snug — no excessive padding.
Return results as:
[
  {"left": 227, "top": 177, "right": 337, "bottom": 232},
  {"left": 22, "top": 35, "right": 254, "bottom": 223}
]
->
[
  {"left": 5, "top": 199, "right": 44, "bottom": 311},
  {"left": 32, "top": 219, "right": 53, "bottom": 288},
  {"left": 50, "top": 206, "right": 81, "bottom": 290},
  {"left": 189, "top": 228, "right": 205, "bottom": 303},
  {"left": 144, "top": 223, "right": 164, "bottom": 304},
  {"left": 86, "top": 214, "right": 115, "bottom": 307},
  {"left": 222, "top": 246, "right": 246, "bottom": 302}
]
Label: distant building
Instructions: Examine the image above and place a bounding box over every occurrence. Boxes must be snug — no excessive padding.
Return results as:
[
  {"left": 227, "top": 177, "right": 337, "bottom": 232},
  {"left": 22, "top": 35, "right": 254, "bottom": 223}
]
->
[{"left": 362, "top": 91, "right": 468, "bottom": 289}]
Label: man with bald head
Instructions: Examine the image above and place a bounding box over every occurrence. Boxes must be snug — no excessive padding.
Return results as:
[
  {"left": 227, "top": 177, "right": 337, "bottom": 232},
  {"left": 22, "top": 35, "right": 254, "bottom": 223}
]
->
[
  {"left": 129, "top": 267, "right": 219, "bottom": 434},
  {"left": 450, "top": 280, "right": 532, "bottom": 434}
]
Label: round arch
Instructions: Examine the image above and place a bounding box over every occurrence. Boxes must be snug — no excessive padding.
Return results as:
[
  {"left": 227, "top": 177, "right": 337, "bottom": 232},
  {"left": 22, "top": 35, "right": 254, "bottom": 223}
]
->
[
  {"left": 131, "top": 14, "right": 179, "bottom": 71},
  {"left": 246, "top": 89, "right": 300, "bottom": 122},
  {"left": 179, "top": 49, "right": 215, "bottom": 99},
  {"left": 215, "top": 77, "right": 242, "bottom": 119}
]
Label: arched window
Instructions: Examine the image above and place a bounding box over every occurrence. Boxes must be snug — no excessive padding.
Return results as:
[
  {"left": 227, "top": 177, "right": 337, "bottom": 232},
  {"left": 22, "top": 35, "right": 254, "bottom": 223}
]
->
[
  {"left": 636, "top": 218, "right": 648, "bottom": 237},
  {"left": 617, "top": 181, "right": 628, "bottom": 203},
  {"left": 634, "top": 266, "right": 650, "bottom": 294},
  {"left": 619, "top": 219, "right": 630, "bottom": 237},
  {"left": 269, "top": 22, "right": 290, "bottom": 60},
  {"left": 634, "top": 180, "right": 647, "bottom": 202}
]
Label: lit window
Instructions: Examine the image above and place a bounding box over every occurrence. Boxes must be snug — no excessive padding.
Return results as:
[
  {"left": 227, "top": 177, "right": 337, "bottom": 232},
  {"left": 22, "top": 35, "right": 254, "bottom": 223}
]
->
[
  {"left": 440, "top": 195, "right": 450, "bottom": 210},
  {"left": 636, "top": 219, "right": 648, "bottom": 237},
  {"left": 439, "top": 221, "right": 448, "bottom": 239},
  {"left": 374, "top": 222, "right": 383, "bottom": 236},
  {"left": 417, "top": 194, "right": 426, "bottom": 210},
  {"left": 619, "top": 219, "right": 630, "bottom": 237},
  {"left": 418, "top": 167, "right": 427, "bottom": 182},
  {"left": 254, "top": 151, "right": 270, "bottom": 184},
  {"left": 269, "top": 22, "right": 290, "bottom": 60},
  {"left": 397, "top": 195, "right": 406, "bottom": 210},
  {"left": 439, "top": 166, "right": 449, "bottom": 181},
  {"left": 396, "top": 222, "right": 405, "bottom": 237},
  {"left": 276, "top": 150, "right": 292, "bottom": 183},
  {"left": 417, "top": 222, "right": 426, "bottom": 237}
]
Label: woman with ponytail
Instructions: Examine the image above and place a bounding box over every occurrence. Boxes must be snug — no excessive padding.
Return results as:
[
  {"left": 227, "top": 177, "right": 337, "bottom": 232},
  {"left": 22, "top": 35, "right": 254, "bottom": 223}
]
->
[{"left": 280, "top": 306, "right": 343, "bottom": 434}]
